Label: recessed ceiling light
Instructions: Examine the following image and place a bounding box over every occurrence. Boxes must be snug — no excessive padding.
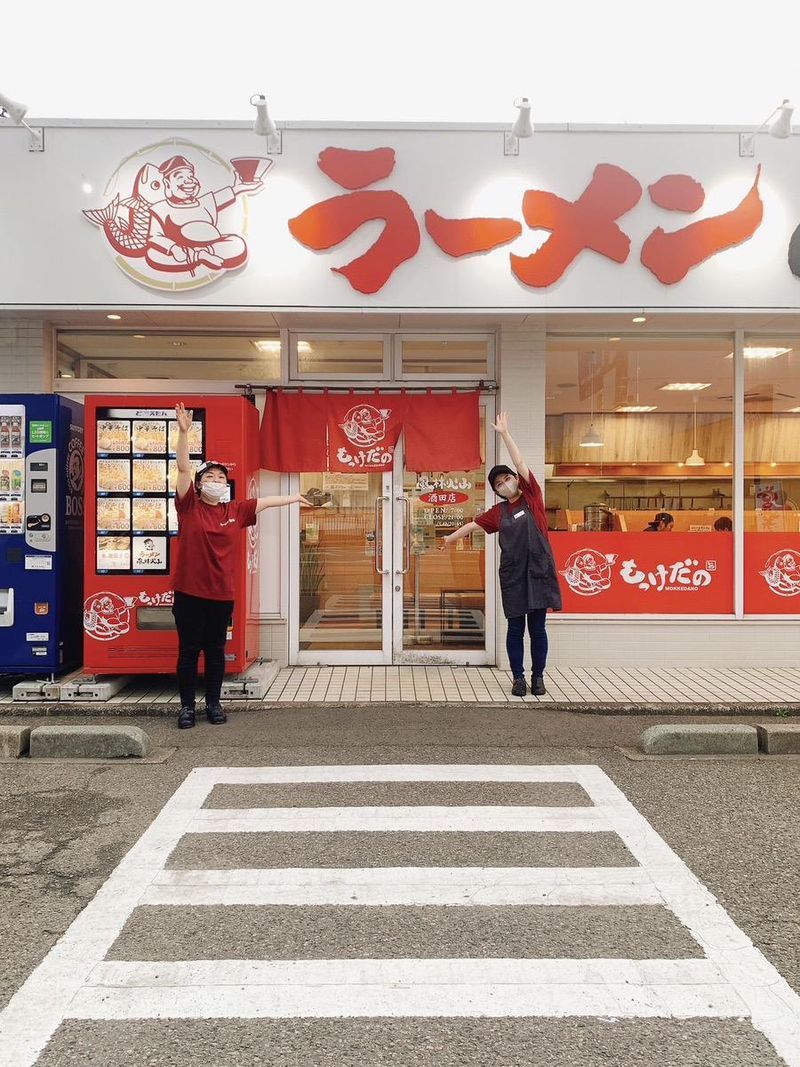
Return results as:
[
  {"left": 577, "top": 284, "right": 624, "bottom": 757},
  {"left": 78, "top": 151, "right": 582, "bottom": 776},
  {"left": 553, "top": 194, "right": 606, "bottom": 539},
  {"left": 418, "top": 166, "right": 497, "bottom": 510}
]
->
[
  {"left": 106, "top": 313, "right": 121, "bottom": 321},
  {"left": 132, "top": 334, "right": 146, "bottom": 339},
  {"left": 608, "top": 336, "right": 621, "bottom": 341},
  {"left": 771, "top": 462, "right": 778, "bottom": 467},
  {"left": 660, "top": 382, "right": 711, "bottom": 391},
  {"left": 632, "top": 315, "right": 647, "bottom": 324},
  {"left": 81, "top": 181, "right": 93, "bottom": 195},
  {"left": 616, "top": 404, "right": 658, "bottom": 413},
  {"left": 725, "top": 346, "right": 792, "bottom": 360},
  {"left": 60, "top": 372, "right": 74, "bottom": 378}
]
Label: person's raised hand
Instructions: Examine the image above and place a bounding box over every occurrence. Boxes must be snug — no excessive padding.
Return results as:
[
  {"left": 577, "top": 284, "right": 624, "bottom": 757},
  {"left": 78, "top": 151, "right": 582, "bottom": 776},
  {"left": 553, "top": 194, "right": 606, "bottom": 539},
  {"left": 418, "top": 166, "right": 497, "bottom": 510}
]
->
[
  {"left": 175, "top": 402, "right": 193, "bottom": 433},
  {"left": 492, "top": 410, "right": 509, "bottom": 434}
]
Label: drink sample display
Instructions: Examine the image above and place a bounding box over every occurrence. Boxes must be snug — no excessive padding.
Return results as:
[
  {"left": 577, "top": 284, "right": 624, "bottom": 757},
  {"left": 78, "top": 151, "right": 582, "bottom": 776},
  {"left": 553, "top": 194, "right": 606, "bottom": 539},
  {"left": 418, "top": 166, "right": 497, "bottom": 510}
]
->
[{"left": 0, "top": 396, "right": 84, "bottom": 674}]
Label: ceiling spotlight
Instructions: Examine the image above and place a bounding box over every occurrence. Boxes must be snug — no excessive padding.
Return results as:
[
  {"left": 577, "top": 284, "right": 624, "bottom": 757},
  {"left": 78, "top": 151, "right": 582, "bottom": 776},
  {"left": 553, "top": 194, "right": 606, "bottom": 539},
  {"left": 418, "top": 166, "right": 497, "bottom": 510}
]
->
[
  {"left": 632, "top": 314, "right": 647, "bottom": 324},
  {"left": 504, "top": 97, "right": 533, "bottom": 156},
  {"left": 251, "top": 93, "right": 282, "bottom": 154},
  {"left": 740, "top": 98, "right": 795, "bottom": 156},
  {"left": 608, "top": 336, "right": 621, "bottom": 342},
  {"left": 0, "top": 90, "right": 43, "bottom": 151},
  {"left": 616, "top": 405, "right": 657, "bottom": 413},
  {"left": 106, "top": 313, "right": 121, "bottom": 321}
]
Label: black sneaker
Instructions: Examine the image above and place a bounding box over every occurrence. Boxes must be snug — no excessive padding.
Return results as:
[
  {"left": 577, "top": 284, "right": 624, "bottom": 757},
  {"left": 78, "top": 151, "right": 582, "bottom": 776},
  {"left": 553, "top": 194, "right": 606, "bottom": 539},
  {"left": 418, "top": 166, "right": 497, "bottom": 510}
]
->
[
  {"left": 177, "top": 707, "right": 196, "bottom": 729},
  {"left": 206, "top": 703, "right": 227, "bottom": 725},
  {"left": 531, "top": 675, "right": 546, "bottom": 696},
  {"left": 511, "top": 676, "right": 527, "bottom": 697}
]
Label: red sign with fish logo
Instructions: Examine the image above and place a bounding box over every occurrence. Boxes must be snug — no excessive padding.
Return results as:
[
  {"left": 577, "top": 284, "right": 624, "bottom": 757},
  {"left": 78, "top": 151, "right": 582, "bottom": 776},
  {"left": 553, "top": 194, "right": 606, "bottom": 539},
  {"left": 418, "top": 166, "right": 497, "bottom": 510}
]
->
[{"left": 83, "top": 140, "right": 271, "bottom": 291}]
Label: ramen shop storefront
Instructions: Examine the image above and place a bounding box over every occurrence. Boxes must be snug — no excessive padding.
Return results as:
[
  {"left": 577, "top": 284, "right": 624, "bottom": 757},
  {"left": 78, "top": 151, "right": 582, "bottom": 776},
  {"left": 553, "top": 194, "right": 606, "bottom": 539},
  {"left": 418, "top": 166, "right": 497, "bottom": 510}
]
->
[{"left": 3, "top": 117, "right": 800, "bottom": 668}]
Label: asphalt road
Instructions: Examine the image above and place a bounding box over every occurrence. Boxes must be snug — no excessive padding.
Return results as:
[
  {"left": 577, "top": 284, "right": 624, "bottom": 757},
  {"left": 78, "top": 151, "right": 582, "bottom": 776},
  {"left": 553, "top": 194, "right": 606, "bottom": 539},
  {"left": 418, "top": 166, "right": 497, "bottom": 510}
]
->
[{"left": 1, "top": 704, "right": 799, "bottom": 1066}]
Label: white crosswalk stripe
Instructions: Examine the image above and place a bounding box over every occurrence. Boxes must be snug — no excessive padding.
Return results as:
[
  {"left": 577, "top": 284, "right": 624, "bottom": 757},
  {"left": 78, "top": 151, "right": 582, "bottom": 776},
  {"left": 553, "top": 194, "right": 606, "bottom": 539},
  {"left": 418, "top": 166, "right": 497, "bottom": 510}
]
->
[{"left": 1, "top": 763, "right": 800, "bottom": 1067}]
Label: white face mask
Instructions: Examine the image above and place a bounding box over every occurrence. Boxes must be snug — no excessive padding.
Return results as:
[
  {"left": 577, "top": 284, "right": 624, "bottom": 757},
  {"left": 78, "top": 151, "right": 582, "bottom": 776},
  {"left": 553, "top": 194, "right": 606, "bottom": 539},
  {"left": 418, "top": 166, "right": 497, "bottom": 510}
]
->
[
  {"left": 199, "top": 481, "right": 230, "bottom": 504},
  {"left": 495, "top": 478, "right": 519, "bottom": 499}
]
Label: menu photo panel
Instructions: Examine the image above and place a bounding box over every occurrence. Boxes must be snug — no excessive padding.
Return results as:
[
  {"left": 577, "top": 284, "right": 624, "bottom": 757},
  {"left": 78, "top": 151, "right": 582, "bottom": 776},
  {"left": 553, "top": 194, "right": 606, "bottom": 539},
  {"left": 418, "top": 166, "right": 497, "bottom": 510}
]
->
[{"left": 94, "top": 406, "right": 207, "bottom": 575}]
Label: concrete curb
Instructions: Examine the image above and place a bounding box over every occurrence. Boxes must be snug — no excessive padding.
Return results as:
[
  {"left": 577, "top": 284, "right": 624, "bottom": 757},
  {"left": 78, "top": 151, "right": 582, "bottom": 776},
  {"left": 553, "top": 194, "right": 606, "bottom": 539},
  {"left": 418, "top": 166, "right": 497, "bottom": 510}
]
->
[
  {"left": 2, "top": 701, "right": 800, "bottom": 718},
  {"left": 640, "top": 723, "right": 759, "bottom": 755},
  {"left": 755, "top": 722, "right": 800, "bottom": 754},
  {"left": 28, "top": 724, "right": 150, "bottom": 759},
  {"left": 0, "top": 725, "right": 31, "bottom": 758}
]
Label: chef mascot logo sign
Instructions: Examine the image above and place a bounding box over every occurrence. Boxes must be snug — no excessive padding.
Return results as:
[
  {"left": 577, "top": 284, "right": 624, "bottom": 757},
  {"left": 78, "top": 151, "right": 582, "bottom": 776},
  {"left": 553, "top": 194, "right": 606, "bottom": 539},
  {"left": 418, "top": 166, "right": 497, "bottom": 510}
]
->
[{"left": 83, "top": 140, "right": 271, "bottom": 291}]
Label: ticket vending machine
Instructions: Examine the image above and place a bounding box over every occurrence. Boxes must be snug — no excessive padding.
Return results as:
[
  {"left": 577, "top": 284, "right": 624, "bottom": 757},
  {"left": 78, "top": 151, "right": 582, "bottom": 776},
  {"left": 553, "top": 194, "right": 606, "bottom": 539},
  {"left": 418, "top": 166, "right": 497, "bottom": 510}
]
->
[
  {"left": 83, "top": 395, "right": 261, "bottom": 676},
  {"left": 0, "top": 394, "right": 84, "bottom": 674}
]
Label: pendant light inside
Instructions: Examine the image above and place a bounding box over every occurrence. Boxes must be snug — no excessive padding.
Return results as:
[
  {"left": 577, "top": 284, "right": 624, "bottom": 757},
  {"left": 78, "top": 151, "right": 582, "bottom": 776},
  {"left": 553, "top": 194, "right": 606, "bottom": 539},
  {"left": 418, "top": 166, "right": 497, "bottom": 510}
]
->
[
  {"left": 579, "top": 424, "right": 604, "bottom": 448},
  {"left": 684, "top": 396, "right": 705, "bottom": 466},
  {"left": 579, "top": 351, "right": 604, "bottom": 448}
]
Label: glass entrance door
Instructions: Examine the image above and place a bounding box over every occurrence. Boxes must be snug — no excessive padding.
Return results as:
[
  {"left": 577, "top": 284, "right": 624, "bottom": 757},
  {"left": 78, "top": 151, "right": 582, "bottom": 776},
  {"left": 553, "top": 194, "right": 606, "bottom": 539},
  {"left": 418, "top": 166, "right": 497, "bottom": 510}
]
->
[
  {"left": 292, "top": 404, "right": 491, "bottom": 665},
  {"left": 392, "top": 408, "right": 491, "bottom": 663},
  {"left": 295, "top": 470, "right": 392, "bottom": 663}
]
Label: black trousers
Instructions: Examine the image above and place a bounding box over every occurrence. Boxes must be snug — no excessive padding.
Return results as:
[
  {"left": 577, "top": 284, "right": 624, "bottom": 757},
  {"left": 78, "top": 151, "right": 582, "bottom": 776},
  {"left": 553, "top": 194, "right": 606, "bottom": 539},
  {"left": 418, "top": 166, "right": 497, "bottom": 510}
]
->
[{"left": 172, "top": 591, "right": 234, "bottom": 708}]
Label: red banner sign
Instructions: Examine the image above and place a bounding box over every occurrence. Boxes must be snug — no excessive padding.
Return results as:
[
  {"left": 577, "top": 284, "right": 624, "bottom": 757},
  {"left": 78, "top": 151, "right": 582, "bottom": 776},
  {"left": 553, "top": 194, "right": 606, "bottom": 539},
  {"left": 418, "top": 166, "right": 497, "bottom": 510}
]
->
[
  {"left": 551, "top": 532, "right": 734, "bottom": 614},
  {"left": 260, "top": 389, "right": 481, "bottom": 474},
  {"left": 744, "top": 533, "right": 800, "bottom": 614}
]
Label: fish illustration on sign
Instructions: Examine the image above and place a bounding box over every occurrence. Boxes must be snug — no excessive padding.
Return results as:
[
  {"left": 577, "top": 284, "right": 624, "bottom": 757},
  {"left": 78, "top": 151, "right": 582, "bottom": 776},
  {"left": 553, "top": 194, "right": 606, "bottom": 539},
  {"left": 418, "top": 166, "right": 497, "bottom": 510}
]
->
[{"left": 83, "top": 143, "right": 272, "bottom": 291}]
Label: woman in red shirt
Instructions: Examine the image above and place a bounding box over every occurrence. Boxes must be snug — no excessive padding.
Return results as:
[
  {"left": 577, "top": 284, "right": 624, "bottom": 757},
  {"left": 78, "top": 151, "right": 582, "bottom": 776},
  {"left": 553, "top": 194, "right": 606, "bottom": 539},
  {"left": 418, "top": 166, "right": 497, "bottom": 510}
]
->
[{"left": 172, "top": 402, "right": 308, "bottom": 729}]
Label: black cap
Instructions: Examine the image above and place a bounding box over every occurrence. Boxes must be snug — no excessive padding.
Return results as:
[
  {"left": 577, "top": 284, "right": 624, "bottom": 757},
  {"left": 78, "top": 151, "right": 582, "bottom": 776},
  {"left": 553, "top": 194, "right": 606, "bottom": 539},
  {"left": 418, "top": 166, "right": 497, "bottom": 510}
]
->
[
  {"left": 194, "top": 460, "right": 229, "bottom": 484},
  {"left": 487, "top": 464, "right": 515, "bottom": 491}
]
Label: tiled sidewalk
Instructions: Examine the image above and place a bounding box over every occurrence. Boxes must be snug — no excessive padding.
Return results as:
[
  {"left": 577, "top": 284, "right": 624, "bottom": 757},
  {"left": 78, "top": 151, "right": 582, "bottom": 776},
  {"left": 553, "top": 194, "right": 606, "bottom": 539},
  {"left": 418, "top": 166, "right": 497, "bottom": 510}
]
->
[
  {"left": 2, "top": 665, "right": 797, "bottom": 707},
  {"left": 262, "top": 665, "right": 798, "bottom": 705}
]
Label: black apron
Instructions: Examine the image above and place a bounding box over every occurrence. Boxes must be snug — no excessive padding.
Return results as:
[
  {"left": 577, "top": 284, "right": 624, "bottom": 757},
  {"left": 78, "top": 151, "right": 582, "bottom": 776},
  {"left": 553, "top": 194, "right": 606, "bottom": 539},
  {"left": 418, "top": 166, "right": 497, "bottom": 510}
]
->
[{"left": 497, "top": 496, "right": 562, "bottom": 618}]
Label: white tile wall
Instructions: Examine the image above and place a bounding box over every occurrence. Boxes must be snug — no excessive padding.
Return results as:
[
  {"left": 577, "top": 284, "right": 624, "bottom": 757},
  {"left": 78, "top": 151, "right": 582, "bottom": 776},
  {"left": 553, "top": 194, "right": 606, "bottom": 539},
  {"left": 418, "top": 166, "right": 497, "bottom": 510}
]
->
[{"left": 0, "top": 319, "right": 51, "bottom": 392}]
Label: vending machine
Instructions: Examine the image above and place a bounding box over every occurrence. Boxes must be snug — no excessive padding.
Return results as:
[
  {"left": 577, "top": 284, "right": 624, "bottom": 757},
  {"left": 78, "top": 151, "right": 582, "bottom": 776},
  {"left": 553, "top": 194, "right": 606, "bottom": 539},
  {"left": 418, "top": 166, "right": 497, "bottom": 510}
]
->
[
  {"left": 83, "top": 395, "right": 261, "bottom": 675},
  {"left": 0, "top": 394, "right": 84, "bottom": 674}
]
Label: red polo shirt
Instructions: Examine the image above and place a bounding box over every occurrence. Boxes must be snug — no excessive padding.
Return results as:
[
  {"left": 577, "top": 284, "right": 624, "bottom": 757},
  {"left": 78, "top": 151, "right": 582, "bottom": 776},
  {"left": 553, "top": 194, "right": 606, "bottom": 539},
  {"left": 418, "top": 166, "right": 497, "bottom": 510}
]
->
[
  {"left": 475, "top": 471, "right": 551, "bottom": 539},
  {"left": 173, "top": 488, "right": 257, "bottom": 601}
]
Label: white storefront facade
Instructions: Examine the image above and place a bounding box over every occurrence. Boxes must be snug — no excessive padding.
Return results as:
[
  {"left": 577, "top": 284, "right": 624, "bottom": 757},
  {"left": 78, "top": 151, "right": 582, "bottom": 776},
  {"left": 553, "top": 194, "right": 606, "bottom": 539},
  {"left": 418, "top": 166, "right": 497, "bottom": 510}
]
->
[{"left": 2, "top": 117, "right": 800, "bottom": 669}]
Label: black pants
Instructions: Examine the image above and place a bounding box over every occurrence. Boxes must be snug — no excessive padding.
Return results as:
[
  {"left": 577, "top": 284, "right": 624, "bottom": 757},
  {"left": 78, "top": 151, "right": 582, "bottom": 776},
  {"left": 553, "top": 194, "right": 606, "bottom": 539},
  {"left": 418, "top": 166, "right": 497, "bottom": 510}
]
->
[
  {"left": 172, "top": 591, "right": 234, "bottom": 708},
  {"left": 506, "top": 609, "right": 548, "bottom": 679}
]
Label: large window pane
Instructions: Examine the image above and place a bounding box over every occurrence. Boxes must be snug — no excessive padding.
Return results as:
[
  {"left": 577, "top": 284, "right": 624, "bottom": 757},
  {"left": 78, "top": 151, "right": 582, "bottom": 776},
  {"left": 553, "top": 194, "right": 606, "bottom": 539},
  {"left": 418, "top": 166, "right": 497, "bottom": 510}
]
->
[
  {"left": 743, "top": 335, "right": 800, "bottom": 614},
  {"left": 56, "top": 333, "right": 281, "bottom": 381},
  {"left": 546, "top": 335, "right": 734, "bottom": 614},
  {"left": 295, "top": 337, "right": 385, "bottom": 377},
  {"left": 401, "top": 338, "right": 490, "bottom": 377}
]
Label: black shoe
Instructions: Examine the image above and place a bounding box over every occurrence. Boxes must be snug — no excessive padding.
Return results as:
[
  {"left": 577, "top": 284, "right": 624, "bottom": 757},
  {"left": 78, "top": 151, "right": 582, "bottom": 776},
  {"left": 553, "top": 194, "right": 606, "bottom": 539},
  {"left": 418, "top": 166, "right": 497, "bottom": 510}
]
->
[
  {"left": 511, "top": 676, "right": 527, "bottom": 697},
  {"left": 531, "top": 675, "right": 546, "bottom": 696},
  {"left": 206, "top": 703, "right": 227, "bottom": 725},
  {"left": 177, "top": 707, "right": 196, "bottom": 729}
]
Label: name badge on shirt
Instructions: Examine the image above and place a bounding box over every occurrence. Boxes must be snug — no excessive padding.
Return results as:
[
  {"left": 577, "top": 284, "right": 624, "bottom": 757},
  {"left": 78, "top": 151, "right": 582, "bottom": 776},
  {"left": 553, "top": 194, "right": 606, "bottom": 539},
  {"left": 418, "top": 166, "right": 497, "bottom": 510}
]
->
[{"left": 513, "top": 510, "right": 525, "bottom": 519}]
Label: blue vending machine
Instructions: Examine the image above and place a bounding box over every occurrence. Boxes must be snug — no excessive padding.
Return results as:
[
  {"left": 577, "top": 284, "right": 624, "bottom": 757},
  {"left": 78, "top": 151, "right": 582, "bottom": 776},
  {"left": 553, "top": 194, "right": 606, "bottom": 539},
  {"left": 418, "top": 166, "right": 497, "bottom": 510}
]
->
[{"left": 0, "top": 395, "right": 84, "bottom": 674}]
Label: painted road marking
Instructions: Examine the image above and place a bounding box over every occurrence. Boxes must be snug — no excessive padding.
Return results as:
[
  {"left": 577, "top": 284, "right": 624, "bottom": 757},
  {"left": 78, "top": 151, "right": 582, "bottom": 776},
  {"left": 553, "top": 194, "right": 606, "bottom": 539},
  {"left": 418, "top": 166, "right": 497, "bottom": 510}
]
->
[
  {"left": 189, "top": 805, "right": 610, "bottom": 834},
  {"left": 143, "top": 865, "right": 661, "bottom": 907},
  {"left": 0, "top": 764, "right": 799, "bottom": 1067},
  {"left": 72, "top": 958, "right": 745, "bottom": 1020}
]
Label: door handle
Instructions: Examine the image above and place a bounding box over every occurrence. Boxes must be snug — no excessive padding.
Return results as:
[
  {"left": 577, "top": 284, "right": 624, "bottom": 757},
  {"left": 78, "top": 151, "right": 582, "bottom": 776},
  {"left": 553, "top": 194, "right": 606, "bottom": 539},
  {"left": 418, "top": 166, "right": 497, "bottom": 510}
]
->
[
  {"left": 374, "top": 496, "right": 388, "bottom": 575},
  {"left": 396, "top": 494, "right": 411, "bottom": 575}
]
